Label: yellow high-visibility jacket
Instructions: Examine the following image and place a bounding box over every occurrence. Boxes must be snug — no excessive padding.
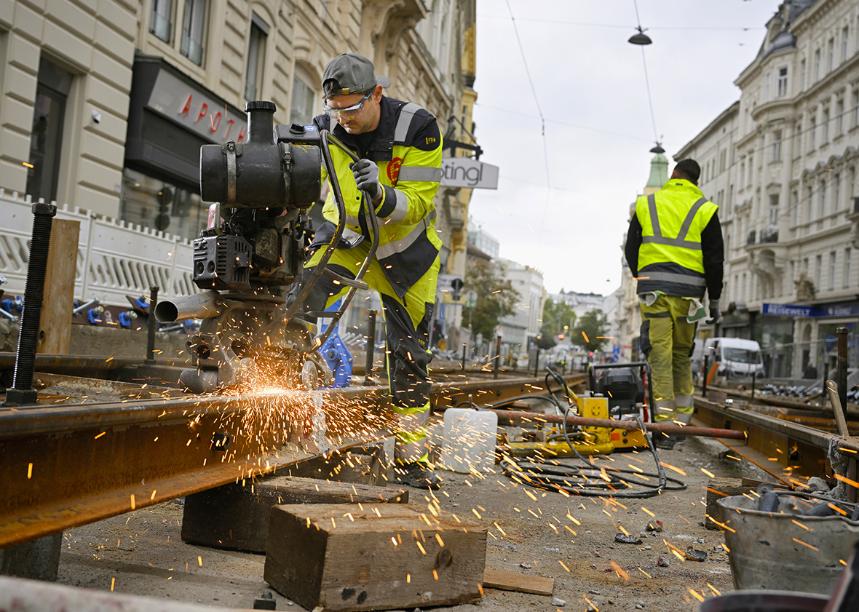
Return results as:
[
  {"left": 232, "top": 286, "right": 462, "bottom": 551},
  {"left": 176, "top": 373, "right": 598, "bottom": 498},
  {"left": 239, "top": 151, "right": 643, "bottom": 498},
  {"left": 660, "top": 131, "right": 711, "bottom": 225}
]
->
[
  {"left": 634, "top": 178, "right": 718, "bottom": 298},
  {"left": 314, "top": 97, "right": 443, "bottom": 297}
]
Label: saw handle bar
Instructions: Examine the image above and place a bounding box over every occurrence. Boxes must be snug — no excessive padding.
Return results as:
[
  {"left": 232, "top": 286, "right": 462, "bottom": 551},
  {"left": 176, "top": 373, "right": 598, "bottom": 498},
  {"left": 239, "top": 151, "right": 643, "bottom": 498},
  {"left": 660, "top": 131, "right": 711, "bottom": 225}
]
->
[{"left": 283, "top": 130, "right": 380, "bottom": 354}]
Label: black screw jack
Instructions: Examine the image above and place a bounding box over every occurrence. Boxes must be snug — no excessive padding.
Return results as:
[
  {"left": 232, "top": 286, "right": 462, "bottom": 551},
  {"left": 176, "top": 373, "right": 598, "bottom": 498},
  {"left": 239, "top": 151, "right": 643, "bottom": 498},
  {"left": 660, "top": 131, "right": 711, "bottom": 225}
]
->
[
  {"left": 145, "top": 286, "right": 159, "bottom": 364},
  {"left": 4, "top": 201, "right": 57, "bottom": 407},
  {"left": 363, "top": 309, "right": 377, "bottom": 386}
]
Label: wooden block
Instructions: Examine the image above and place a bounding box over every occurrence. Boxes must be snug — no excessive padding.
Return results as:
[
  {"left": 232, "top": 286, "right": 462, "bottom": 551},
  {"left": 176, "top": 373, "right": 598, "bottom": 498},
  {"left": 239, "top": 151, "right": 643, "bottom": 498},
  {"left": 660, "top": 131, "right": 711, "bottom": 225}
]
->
[
  {"left": 182, "top": 476, "right": 407, "bottom": 553},
  {"left": 705, "top": 477, "right": 753, "bottom": 530},
  {"left": 482, "top": 566, "right": 554, "bottom": 595},
  {"left": 38, "top": 219, "right": 80, "bottom": 355},
  {"left": 289, "top": 444, "right": 393, "bottom": 486},
  {"left": 264, "top": 503, "right": 486, "bottom": 611}
]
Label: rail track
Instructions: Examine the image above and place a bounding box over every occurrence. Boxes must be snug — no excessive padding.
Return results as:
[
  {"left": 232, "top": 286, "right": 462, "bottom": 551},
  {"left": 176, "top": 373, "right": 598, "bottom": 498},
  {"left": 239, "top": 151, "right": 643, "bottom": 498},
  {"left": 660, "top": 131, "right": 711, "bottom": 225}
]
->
[
  {"left": 6, "top": 348, "right": 859, "bottom": 551},
  {"left": 693, "top": 388, "right": 859, "bottom": 496},
  {"left": 0, "top": 354, "right": 586, "bottom": 548}
]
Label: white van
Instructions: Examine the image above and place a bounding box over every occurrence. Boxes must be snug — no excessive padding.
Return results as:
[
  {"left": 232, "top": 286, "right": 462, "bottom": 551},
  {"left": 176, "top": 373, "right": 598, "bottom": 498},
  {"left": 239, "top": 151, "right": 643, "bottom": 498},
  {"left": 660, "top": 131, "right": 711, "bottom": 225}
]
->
[{"left": 702, "top": 337, "right": 765, "bottom": 378}]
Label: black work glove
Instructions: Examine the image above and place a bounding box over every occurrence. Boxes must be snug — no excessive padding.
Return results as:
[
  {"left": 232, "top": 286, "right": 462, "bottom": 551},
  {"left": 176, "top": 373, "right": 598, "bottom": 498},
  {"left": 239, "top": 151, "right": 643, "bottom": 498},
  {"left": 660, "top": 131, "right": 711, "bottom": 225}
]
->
[
  {"left": 708, "top": 299, "right": 721, "bottom": 325},
  {"left": 350, "top": 159, "right": 382, "bottom": 202}
]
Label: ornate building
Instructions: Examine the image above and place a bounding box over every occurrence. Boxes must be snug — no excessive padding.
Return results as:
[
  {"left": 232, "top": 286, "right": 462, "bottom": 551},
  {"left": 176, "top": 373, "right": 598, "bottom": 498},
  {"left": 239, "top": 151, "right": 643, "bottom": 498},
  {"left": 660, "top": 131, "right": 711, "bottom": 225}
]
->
[
  {"left": 0, "top": 0, "right": 478, "bottom": 334},
  {"left": 676, "top": 0, "right": 859, "bottom": 377}
]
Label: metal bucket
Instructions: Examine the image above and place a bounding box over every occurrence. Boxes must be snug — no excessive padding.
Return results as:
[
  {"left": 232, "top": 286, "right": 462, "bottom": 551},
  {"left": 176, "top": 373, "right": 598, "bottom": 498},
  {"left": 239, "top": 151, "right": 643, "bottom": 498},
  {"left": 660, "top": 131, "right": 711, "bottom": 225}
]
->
[
  {"left": 698, "top": 590, "right": 828, "bottom": 612},
  {"left": 718, "top": 494, "right": 859, "bottom": 593}
]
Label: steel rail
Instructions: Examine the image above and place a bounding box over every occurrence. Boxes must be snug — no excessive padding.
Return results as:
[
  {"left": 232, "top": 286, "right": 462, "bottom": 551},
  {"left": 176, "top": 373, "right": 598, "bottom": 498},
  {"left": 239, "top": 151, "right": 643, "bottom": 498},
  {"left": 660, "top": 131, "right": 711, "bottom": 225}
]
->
[
  {"left": 0, "top": 373, "right": 581, "bottom": 547},
  {"left": 694, "top": 395, "right": 859, "bottom": 486}
]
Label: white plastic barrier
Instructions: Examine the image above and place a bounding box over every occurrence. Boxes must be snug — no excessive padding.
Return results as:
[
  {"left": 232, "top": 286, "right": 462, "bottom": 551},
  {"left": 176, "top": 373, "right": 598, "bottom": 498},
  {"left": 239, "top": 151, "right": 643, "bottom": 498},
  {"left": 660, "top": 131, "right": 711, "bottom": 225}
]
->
[{"left": 0, "top": 189, "right": 195, "bottom": 307}]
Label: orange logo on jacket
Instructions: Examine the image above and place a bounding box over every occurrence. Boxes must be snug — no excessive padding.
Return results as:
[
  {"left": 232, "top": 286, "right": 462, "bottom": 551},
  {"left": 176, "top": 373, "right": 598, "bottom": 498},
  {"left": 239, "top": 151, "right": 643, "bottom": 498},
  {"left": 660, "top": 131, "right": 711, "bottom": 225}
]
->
[{"left": 387, "top": 157, "right": 403, "bottom": 184}]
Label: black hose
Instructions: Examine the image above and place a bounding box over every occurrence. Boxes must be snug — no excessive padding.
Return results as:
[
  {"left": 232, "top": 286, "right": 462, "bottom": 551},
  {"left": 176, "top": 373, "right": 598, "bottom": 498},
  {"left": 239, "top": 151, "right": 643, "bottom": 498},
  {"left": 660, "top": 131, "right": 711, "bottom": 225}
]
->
[{"left": 496, "top": 366, "right": 687, "bottom": 498}]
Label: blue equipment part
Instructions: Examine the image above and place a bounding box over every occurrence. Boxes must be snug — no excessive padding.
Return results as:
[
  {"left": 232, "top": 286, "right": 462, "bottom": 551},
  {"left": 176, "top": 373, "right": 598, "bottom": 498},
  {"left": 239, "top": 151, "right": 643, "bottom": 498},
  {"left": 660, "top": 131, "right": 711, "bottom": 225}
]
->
[
  {"left": 1, "top": 296, "right": 23, "bottom": 315},
  {"left": 132, "top": 296, "right": 149, "bottom": 311},
  {"left": 319, "top": 300, "right": 352, "bottom": 388},
  {"left": 87, "top": 306, "right": 104, "bottom": 325},
  {"left": 182, "top": 319, "right": 201, "bottom": 333},
  {"left": 118, "top": 311, "right": 136, "bottom": 329}
]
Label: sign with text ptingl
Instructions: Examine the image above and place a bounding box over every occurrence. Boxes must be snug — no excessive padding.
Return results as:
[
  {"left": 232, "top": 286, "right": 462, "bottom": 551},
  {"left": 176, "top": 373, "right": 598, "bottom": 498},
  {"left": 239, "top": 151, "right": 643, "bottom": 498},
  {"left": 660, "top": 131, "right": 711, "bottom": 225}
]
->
[{"left": 441, "top": 158, "right": 499, "bottom": 190}]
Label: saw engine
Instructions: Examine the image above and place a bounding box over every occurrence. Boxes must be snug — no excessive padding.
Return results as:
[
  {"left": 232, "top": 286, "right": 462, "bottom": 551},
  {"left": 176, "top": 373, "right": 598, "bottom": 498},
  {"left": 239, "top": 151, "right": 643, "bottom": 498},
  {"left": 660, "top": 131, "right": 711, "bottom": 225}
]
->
[{"left": 155, "top": 101, "right": 378, "bottom": 393}]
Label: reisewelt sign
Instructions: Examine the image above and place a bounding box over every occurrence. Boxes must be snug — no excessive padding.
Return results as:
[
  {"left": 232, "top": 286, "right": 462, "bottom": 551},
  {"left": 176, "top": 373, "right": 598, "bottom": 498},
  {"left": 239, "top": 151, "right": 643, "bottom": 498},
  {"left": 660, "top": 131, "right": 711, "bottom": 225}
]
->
[
  {"left": 763, "top": 302, "right": 859, "bottom": 318},
  {"left": 441, "top": 158, "right": 499, "bottom": 190}
]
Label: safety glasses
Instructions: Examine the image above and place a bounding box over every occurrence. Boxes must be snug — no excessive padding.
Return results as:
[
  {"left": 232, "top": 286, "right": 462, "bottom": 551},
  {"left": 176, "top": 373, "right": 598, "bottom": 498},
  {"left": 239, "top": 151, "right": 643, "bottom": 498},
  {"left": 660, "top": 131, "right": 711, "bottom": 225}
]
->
[{"left": 323, "top": 92, "right": 372, "bottom": 117}]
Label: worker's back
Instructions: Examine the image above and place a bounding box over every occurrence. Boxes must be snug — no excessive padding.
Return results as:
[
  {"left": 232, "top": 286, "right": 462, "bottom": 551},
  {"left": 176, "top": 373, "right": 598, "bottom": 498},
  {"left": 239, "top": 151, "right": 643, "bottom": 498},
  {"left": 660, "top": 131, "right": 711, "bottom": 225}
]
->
[{"left": 634, "top": 178, "right": 718, "bottom": 298}]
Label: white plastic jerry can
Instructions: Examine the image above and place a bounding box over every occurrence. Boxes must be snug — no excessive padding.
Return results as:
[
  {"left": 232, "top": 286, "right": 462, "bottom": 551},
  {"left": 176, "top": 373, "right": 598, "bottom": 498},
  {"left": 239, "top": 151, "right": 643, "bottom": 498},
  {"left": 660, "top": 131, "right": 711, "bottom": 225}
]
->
[{"left": 439, "top": 408, "right": 498, "bottom": 473}]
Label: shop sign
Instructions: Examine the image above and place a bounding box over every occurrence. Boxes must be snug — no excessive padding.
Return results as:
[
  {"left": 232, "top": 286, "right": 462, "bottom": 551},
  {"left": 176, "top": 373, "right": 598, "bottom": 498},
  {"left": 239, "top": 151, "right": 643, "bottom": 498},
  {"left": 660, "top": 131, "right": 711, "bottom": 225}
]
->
[
  {"left": 763, "top": 301, "right": 859, "bottom": 318},
  {"left": 820, "top": 302, "right": 859, "bottom": 317},
  {"left": 147, "top": 69, "right": 247, "bottom": 143},
  {"left": 441, "top": 158, "right": 499, "bottom": 189},
  {"left": 762, "top": 303, "right": 815, "bottom": 317}
]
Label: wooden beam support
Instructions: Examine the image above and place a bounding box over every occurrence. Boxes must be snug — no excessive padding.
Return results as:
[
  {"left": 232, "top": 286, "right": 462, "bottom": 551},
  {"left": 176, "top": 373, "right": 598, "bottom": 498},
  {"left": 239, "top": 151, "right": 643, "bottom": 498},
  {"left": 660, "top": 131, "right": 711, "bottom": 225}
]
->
[{"left": 37, "top": 219, "right": 79, "bottom": 355}]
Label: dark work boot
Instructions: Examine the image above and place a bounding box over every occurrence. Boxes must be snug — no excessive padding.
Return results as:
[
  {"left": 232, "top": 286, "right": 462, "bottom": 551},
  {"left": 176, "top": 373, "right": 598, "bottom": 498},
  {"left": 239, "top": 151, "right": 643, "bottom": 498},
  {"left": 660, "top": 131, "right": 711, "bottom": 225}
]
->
[
  {"left": 396, "top": 462, "right": 441, "bottom": 490},
  {"left": 654, "top": 433, "right": 676, "bottom": 450}
]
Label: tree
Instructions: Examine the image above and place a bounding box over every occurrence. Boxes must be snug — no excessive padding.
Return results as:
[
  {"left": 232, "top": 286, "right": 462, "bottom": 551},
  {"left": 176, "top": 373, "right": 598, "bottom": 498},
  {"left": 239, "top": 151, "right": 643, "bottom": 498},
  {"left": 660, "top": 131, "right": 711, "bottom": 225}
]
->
[
  {"left": 541, "top": 299, "right": 577, "bottom": 342},
  {"left": 572, "top": 309, "right": 609, "bottom": 352},
  {"left": 462, "top": 260, "right": 519, "bottom": 341}
]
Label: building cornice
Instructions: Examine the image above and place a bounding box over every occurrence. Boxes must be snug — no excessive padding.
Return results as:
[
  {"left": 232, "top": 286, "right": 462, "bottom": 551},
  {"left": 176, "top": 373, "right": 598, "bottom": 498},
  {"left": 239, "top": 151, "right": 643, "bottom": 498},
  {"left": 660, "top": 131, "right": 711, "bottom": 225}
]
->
[
  {"left": 791, "top": 0, "right": 835, "bottom": 36},
  {"left": 736, "top": 45, "right": 796, "bottom": 88},
  {"left": 750, "top": 96, "right": 797, "bottom": 122},
  {"left": 792, "top": 54, "right": 859, "bottom": 108}
]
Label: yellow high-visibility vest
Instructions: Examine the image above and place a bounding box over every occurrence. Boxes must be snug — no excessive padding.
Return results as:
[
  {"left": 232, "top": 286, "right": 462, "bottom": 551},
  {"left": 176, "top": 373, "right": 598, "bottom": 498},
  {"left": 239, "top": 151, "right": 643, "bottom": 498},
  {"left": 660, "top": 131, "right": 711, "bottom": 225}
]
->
[
  {"left": 316, "top": 97, "right": 443, "bottom": 297},
  {"left": 635, "top": 178, "right": 718, "bottom": 297}
]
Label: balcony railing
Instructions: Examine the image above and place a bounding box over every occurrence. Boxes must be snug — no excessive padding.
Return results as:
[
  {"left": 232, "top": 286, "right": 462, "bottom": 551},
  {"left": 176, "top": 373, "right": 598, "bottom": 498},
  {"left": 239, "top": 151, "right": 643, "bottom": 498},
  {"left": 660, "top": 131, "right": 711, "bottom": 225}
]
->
[{"left": 759, "top": 227, "right": 779, "bottom": 243}]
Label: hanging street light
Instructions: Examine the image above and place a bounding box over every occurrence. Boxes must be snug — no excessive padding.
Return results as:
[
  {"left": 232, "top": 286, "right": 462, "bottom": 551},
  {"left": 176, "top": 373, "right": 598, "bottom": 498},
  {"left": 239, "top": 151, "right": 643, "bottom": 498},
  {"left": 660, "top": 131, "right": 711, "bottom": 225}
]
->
[{"left": 628, "top": 26, "right": 652, "bottom": 46}]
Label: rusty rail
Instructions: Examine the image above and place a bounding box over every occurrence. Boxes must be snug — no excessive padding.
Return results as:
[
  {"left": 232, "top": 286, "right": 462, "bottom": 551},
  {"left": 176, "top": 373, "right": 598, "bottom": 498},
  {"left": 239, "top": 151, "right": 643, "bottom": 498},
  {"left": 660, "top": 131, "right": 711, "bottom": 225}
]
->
[{"left": 0, "top": 373, "right": 581, "bottom": 547}]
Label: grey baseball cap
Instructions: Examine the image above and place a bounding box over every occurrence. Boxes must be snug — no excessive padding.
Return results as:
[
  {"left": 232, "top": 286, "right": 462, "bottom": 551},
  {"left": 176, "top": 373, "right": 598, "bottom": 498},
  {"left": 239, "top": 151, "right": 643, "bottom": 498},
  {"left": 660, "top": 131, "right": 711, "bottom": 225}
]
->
[{"left": 322, "top": 53, "right": 379, "bottom": 98}]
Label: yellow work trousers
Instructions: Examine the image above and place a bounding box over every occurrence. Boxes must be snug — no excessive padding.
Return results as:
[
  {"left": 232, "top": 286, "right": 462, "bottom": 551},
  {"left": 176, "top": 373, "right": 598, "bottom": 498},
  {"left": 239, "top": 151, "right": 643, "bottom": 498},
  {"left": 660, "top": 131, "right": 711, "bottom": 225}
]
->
[
  {"left": 639, "top": 295, "right": 697, "bottom": 423},
  {"left": 306, "top": 239, "right": 440, "bottom": 464}
]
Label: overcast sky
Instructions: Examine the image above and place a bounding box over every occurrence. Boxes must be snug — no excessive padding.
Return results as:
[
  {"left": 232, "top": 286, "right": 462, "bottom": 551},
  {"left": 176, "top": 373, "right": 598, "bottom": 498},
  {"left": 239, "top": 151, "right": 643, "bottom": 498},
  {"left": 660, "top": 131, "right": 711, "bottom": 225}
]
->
[{"left": 469, "top": 0, "right": 781, "bottom": 295}]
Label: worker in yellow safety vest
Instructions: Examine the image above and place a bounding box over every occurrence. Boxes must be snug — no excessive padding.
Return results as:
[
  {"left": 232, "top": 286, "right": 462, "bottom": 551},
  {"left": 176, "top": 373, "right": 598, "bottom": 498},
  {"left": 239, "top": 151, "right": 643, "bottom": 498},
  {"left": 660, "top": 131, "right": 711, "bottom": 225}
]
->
[
  {"left": 624, "top": 159, "right": 724, "bottom": 449},
  {"left": 304, "top": 53, "right": 443, "bottom": 488}
]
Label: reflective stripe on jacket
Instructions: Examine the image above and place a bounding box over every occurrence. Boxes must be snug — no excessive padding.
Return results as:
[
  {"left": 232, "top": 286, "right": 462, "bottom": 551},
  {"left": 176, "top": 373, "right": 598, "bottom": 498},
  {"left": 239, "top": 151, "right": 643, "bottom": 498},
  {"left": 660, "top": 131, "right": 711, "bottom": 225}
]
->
[
  {"left": 635, "top": 178, "right": 718, "bottom": 298},
  {"left": 314, "top": 97, "right": 443, "bottom": 298}
]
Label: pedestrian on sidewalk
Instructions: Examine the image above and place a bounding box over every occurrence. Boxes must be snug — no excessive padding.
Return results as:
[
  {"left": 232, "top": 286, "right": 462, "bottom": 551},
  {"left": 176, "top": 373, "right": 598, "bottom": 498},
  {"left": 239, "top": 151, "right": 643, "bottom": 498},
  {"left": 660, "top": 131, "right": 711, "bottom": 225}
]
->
[{"left": 624, "top": 159, "right": 724, "bottom": 449}]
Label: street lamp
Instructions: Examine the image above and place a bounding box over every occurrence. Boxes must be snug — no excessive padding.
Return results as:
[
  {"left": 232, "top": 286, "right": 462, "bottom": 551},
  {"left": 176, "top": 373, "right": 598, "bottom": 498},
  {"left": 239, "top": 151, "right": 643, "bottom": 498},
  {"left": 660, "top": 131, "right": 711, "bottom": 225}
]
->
[{"left": 628, "top": 26, "right": 652, "bottom": 46}]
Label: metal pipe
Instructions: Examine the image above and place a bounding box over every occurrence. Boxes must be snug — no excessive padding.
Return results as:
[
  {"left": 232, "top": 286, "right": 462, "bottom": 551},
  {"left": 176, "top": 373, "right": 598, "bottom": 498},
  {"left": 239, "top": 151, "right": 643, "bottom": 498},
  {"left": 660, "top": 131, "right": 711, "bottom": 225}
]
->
[
  {"left": 534, "top": 348, "right": 541, "bottom": 377},
  {"left": 837, "top": 327, "right": 849, "bottom": 411},
  {"left": 154, "top": 291, "right": 222, "bottom": 322},
  {"left": 363, "top": 309, "right": 376, "bottom": 385},
  {"left": 751, "top": 371, "right": 756, "bottom": 400},
  {"left": 145, "top": 286, "right": 159, "bottom": 364},
  {"left": 72, "top": 299, "right": 98, "bottom": 316},
  {"left": 493, "top": 335, "right": 501, "bottom": 379},
  {"left": 461, "top": 343, "right": 466, "bottom": 371},
  {"left": 4, "top": 202, "right": 57, "bottom": 407},
  {"left": 702, "top": 354, "right": 709, "bottom": 398},
  {"left": 488, "top": 408, "right": 746, "bottom": 440}
]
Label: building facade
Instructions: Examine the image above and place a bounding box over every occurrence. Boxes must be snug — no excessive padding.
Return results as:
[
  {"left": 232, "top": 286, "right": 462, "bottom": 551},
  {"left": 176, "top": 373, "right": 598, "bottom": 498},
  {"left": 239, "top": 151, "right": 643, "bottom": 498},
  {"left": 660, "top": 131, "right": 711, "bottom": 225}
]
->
[
  {"left": 497, "top": 257, "right": 545, "bottom": 354},
  {"left": 676, "top": 0, "right": 859, "bottom": 377},
  {"left": 0, "top": 0, "right": 478, "bottom": 325}
]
